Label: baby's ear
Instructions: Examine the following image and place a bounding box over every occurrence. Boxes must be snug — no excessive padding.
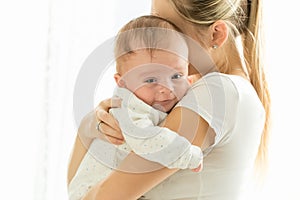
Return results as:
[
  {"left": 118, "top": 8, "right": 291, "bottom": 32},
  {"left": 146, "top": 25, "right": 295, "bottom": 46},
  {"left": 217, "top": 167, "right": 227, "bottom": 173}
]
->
[
  {"left": 187, "top": 74, "right": 201, "bottom": 84},
  {"left": 187, "top": 75, "right": 193, "bottom": 84},
  {"left": 114, "top": 73, "right": 126, "bottom": 87}
]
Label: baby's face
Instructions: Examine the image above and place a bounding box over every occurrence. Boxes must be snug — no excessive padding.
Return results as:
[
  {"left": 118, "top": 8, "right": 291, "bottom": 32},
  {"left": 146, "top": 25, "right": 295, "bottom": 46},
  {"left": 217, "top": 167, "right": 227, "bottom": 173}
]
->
[{"left": 115, "top": 50, "right": 190, "bottom": 112}]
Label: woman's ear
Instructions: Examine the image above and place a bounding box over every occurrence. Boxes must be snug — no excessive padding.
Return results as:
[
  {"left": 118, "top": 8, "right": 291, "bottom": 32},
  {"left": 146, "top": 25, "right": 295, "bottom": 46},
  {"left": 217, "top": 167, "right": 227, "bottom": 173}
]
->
[
  {"left": 114, "top": 73, "right": 126, "bottom": 87},
  {"left": 210, "top": 20, "right": 228, "bottom": 48}
]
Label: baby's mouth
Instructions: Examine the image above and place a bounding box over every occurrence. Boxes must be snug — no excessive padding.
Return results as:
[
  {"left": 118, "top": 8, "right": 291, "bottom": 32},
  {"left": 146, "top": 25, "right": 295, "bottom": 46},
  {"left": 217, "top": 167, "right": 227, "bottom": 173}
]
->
[{"left": 152, "top": 99, "right": 176, "bottom": 112}]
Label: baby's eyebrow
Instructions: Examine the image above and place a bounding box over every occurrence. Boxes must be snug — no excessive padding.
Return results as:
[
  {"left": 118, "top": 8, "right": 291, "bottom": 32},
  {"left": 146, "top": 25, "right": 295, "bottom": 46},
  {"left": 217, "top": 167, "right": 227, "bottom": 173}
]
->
[
  {"left": 174, "top": 65, "right": 188, "bottom": 71},
  {"left": 138, "top": 70, "right": 160, "bottom": 77}
]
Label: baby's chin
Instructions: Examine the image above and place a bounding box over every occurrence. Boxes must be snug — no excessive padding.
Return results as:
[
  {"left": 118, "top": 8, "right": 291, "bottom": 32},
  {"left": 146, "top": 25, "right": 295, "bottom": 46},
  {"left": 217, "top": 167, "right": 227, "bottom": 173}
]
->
[{"left": 152, "top": 103, "right": 175, "bottom": 113}]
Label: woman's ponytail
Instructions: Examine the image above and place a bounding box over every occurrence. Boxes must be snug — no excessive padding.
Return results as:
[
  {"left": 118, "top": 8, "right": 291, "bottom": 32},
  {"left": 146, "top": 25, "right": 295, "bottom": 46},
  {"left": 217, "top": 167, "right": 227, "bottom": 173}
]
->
[{"left": 243, "top": 0, "right": 271, "bottom": 179}]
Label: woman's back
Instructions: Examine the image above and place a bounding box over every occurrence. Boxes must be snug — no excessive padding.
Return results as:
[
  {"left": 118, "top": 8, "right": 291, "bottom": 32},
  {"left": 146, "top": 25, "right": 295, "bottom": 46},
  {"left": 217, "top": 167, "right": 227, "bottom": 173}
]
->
[{"left": 141, "top": 72, "right": 265, "bottom": 200}]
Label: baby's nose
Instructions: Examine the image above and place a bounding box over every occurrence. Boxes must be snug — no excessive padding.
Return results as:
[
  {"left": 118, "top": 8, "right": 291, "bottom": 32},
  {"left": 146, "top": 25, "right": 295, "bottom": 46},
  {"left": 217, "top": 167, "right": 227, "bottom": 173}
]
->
[
  {"left": 158, "top": 86, "right": 172, "bottom": 94},
  {"left": 158, "top": 79, "right": 174, "bottom": 92},
  {"left": 156, "top": 85, "right": 176, "bottom": 99}
]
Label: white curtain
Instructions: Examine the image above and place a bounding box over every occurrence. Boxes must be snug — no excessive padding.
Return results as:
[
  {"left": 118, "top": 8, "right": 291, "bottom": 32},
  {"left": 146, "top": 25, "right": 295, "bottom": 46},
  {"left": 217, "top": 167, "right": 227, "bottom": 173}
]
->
[
  {"left": 0, "top": 0, "right": 49, "bottom": 199},
  {"left": 40, "top": 0, "right": 151, "bottom": 199},
  {"left": 0, "top": 0, "right": 299, "bottom": 199},
  {"left": 0, "top": 0, "right": 150, "bottom": 199}
]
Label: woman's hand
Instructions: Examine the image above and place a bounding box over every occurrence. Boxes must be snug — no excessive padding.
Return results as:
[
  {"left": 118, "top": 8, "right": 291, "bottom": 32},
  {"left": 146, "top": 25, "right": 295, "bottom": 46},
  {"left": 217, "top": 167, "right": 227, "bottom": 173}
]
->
[{"left": 95, "top": 98, "right": 124, "bottom": 145}]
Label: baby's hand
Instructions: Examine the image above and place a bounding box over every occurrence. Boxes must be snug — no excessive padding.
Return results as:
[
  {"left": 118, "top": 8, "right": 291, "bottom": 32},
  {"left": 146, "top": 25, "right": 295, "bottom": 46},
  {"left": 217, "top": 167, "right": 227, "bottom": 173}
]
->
[{"left": 191, "top": 164, "right": 202, "bottom": 172}]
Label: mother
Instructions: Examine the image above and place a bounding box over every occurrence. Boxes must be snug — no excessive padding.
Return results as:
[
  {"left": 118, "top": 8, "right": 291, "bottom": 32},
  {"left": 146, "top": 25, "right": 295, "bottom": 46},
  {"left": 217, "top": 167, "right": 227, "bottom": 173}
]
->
[{"left": 68, "top": 0, "right": 270, "bottom": 199}]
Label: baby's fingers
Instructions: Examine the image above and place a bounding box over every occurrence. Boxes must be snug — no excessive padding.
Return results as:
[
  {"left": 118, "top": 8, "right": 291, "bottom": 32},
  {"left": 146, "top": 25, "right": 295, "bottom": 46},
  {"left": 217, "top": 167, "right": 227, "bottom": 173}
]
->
[{"left": 191, "top": 164, "right": 202, "bottom": 172}]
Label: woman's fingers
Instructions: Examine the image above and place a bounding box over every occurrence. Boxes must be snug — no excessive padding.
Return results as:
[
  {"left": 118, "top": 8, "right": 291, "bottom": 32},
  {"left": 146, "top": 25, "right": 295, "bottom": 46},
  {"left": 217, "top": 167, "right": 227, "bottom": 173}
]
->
[
  {"left": 96, "top": 109, "right": 121, "bottom": 133},
  {"left": 95, "top": 97, "right": 124, "bottom": 144},
  {"left": 98, "top": 98, "right": 112, "bottom": 110},
  {"left": 98, "top": 97, "right": 122, "bottom": 110},
  {"left": 97, "top": 121, "right": 123, "bottom": 140},
  {"left": 96, "top": 98, "right": 121, "bottom": 131},
  {"left": 105, "top": 135, "right": 125, "bottom": 145},
  {"left": 97, "top": 122, "right": 124, "bottom": 144}
]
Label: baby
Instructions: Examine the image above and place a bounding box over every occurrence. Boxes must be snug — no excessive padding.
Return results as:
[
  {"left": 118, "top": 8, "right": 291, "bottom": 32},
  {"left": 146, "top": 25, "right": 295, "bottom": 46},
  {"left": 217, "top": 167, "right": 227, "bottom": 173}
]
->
[{"left": 68, "top": 15, "right": 203, "bottom": 200}]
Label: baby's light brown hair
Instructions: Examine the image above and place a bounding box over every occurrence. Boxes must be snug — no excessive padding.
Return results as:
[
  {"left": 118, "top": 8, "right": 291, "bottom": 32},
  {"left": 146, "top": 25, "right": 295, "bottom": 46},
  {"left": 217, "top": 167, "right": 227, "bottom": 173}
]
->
[{"left": 114, "top": 15, "right": 187, "bottom": 74}]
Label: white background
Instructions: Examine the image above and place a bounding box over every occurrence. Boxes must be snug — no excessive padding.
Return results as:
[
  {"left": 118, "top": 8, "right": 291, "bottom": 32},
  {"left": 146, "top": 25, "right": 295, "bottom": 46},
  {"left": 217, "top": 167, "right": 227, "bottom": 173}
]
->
[{"left": 0, "top": 0, "right": 299, "bottom": 199}]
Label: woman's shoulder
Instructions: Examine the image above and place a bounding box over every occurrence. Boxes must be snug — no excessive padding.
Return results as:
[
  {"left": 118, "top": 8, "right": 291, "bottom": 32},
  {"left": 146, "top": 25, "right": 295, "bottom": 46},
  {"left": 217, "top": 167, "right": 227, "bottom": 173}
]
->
[
  {"left": 194, "top": 71, "right": 247, "bottom": 86},
  {"left": 179, "top": 72, "right": 243, "bottom": 109},
  {"left": 177, "top": 72, "right": 263, "bottom": 133},
  {"left": 191, "top": 72, "right": 255, "bottom": 97}
]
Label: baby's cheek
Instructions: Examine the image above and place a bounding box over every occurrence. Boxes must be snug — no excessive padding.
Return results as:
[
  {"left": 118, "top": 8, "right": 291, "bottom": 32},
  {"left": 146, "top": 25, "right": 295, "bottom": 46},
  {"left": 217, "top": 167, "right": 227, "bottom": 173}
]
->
[{"left": 133, "top": 87, "right": 154, "bottom": 105}]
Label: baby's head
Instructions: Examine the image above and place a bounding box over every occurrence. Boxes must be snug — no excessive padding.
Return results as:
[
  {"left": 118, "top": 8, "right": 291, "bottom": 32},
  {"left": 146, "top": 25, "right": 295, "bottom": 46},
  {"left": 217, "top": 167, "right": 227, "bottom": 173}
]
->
[{"left": 114, "top": 15, "right": 191, "bottom": 112}]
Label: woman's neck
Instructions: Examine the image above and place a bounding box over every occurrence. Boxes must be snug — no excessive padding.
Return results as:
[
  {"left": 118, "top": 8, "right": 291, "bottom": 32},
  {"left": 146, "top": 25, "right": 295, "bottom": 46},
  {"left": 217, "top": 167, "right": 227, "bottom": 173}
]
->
[
  {"left": 230, "top": 67, "right": 250, "bottom": 80},
  {"left": 219, "top": 41, "right": 250, "bottom": 80}
]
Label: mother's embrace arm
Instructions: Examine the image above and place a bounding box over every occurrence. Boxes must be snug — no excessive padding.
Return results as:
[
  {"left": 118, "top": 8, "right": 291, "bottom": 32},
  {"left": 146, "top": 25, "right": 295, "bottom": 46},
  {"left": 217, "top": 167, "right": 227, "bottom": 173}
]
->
[
  {"left": 67, "top": 99, "right": 123, "bottom": 185},
  {"left": 82, "top": 106, "right": 209, "bottom": 200}
]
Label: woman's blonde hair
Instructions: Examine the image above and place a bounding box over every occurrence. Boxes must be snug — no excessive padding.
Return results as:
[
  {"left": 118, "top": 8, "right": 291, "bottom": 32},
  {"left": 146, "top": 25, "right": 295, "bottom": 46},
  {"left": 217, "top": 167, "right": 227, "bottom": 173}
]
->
[{"left": 170, "top": 0, "right": 271, "bottom": 178}]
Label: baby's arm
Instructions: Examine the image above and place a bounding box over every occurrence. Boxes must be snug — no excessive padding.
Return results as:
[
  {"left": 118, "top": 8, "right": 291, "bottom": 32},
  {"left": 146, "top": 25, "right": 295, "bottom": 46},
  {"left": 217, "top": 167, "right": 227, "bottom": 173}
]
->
[
  {"left": 129, "top": 125, "right": 203, "bottom": 170},
  {"left": 82, "top": 105, "right": 208, "bottom": 200},
  {"left": 110, "top": 107, "right": 203, "bottom": 170}
]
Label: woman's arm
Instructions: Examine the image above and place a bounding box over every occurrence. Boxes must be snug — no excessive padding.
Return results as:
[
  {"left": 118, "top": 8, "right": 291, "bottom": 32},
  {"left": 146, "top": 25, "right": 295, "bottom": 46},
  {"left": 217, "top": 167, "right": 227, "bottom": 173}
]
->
[
  {"left": 83, "top": 163, "right": 178, "bottom": 200},
  {"left": 67, "top": 110, "right": 100, "bottom": 185},
  {"left": 67, "top": 99, "right": 124, "bottom": 185},
  {"left": 67, "top": 134, "right": 88, "bottom": 185},
  {"left": 83, "top": 106, "right": 209, "bottom": 200}
]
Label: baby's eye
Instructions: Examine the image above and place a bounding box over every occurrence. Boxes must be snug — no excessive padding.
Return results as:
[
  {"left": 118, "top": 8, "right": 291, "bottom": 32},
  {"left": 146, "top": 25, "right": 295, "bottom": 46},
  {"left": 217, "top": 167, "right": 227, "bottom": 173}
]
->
[
  {"left": 144, "top": 77, "right": 157, "bottom": 84},
  {"left": 171, "top": 73, "right": 183, "bottom": 80}
]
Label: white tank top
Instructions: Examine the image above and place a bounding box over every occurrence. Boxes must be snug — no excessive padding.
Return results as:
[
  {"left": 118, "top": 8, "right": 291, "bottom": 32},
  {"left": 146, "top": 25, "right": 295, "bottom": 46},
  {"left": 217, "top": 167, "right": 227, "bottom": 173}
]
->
[{"left": 142, "top": 72, "right": 266, "bottom": 200}]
